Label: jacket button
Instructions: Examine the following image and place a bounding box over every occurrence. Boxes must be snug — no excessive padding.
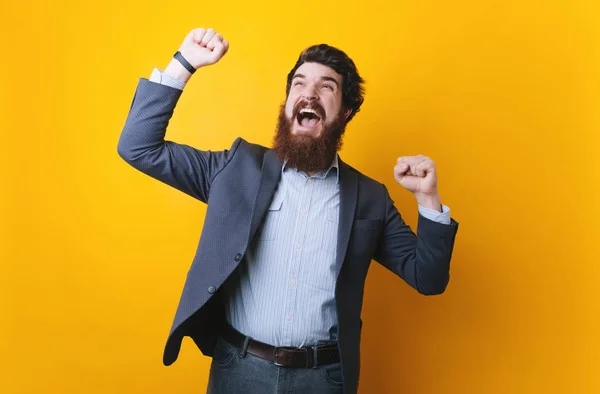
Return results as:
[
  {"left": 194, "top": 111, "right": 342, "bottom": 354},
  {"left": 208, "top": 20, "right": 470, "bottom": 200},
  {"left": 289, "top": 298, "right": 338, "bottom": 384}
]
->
[
  {"left": 234, "top": 253, "right": 242, "bottom": 262},
  {"left": 207, "top": 286, "right": 216, "bottom": 294}
]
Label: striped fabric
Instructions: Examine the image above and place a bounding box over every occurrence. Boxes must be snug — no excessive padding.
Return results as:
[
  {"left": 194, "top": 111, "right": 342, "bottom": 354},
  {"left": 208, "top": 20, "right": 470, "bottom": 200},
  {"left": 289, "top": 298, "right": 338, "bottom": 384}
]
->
[{"left": 224, "top": 158, "right": 341, "bottom": 347}]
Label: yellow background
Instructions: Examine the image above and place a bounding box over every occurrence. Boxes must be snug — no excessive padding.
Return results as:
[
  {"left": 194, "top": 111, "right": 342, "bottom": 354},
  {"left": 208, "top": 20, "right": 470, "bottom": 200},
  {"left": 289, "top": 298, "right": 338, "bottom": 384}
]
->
[{"left": 2, "top": 0, "right": 599, "bottom": 392}]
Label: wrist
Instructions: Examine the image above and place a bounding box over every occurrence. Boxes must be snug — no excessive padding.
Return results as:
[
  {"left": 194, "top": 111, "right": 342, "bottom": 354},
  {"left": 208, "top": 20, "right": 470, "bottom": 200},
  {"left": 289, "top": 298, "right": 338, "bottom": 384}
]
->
[
  {"left": 164, "top": 58, "right": 193, "bottom": 83},
  {"left": 415, "top": 193, "right": 442, "bottom": 212}
]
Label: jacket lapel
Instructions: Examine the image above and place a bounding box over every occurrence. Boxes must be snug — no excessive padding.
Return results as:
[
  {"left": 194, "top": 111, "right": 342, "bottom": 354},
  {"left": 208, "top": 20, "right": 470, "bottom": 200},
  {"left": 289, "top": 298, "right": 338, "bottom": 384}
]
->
[
  {"left": 336, "top": 158, "right": 358, "bottom": 277},
  {"left": 248, "top": 150, "right": 283, "bottom": 245}
]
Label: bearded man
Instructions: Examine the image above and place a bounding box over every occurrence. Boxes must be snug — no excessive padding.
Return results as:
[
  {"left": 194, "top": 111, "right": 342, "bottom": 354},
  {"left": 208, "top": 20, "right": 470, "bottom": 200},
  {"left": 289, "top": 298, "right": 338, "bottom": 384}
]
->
[{"left": 118, "top": 27, "right": 459, "bottom": 394}]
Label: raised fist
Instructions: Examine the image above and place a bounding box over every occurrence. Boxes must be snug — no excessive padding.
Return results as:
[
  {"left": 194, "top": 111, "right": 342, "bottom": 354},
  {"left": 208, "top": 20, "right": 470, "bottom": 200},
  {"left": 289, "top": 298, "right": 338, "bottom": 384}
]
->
[{"left": 178, "top": 28, "right": 229, "bottom": 69}]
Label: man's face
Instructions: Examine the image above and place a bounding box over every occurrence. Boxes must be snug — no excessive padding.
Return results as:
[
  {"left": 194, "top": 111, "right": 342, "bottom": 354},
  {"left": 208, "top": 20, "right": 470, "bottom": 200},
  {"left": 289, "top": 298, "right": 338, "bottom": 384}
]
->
[
  {"left": 273, "top": 62, "right": 352, "bottom": 174},
  {"left": 285, "top": 62, "right": 350, "bottom": 138}
]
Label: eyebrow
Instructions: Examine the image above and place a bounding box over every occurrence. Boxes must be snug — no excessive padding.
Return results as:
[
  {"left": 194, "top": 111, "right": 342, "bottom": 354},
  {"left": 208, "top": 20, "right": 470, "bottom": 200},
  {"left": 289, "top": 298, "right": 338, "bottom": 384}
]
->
[{"left": 292, "top": 73, "right": 340, "bottom": 88}]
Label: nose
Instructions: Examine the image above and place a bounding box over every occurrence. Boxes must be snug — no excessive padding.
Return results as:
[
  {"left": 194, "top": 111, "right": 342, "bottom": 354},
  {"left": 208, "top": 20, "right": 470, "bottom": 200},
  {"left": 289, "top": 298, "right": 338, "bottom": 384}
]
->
[{"left": 301, "top": 84, "right": 318, "bottom": 101}]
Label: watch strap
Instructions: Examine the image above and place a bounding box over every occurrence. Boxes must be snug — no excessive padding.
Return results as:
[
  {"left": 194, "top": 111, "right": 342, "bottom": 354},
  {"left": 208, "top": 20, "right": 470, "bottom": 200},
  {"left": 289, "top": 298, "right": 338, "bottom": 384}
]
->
[{"left": 173, "top": 51, "right": 196, "bottom": 74}]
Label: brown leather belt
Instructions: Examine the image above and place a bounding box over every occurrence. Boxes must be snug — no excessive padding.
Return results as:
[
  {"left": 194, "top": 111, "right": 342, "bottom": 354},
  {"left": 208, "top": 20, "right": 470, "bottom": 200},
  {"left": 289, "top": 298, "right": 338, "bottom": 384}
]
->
[{"left": 220, "top": 323, "right": 340, "bottom": 368}]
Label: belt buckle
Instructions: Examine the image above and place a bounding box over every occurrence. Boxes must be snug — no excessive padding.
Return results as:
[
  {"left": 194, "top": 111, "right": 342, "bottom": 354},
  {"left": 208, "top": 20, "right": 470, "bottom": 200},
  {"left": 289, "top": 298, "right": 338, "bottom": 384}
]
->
[{"left": 273, "top": 347, "right": 308, "bottom": 368}]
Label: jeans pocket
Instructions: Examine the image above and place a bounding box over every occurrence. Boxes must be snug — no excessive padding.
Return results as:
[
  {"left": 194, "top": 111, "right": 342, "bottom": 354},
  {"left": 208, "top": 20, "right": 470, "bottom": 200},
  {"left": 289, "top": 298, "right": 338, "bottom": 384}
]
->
[
  {"left": 321, "top": 362, "right": 344, "bottom": 386},
  {"left": 212, "top": 338, "right": 238, "bottom": 368}
]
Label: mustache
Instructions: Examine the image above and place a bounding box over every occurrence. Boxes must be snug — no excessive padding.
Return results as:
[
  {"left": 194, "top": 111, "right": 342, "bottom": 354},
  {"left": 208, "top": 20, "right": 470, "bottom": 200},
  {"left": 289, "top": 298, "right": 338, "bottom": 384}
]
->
[{"left": 292, "top": 100, "right": 326, "bottom": 121}]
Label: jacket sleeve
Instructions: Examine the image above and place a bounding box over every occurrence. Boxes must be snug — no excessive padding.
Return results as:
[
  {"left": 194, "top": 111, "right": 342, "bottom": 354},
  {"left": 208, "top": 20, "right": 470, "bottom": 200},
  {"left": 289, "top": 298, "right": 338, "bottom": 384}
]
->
[
  {"left": 117, "top": 78, "right": 241, "bottom": 203},
  {"left": 372, "top": 185, "right": 459, "bottom": 295}
]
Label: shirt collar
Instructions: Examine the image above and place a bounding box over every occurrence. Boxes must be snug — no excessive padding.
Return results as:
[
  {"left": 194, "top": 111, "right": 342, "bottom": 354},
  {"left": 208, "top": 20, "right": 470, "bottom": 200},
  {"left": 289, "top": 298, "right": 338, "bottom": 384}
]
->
[{"left": 281, "top": 154, "right": 340, "bottom": 184}]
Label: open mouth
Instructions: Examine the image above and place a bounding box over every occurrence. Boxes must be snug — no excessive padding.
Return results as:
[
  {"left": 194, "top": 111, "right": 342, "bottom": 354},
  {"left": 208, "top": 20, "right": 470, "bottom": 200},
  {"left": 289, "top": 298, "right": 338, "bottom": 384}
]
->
[{"left": 296, "top": 108, "right": 322, "bottom": 129}]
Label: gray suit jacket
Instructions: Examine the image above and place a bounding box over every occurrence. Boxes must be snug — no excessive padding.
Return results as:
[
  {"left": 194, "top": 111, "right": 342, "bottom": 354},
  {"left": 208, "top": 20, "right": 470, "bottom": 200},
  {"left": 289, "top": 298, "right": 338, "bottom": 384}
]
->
[{"left": 117, "top": 79, "right": 459, "bottom": 394}]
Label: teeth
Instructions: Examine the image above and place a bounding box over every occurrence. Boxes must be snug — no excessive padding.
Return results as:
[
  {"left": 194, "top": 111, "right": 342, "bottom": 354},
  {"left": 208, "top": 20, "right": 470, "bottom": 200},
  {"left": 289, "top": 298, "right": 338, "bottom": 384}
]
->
[{"left": 299, "top": 108, "right": 318, "bottom": 115}]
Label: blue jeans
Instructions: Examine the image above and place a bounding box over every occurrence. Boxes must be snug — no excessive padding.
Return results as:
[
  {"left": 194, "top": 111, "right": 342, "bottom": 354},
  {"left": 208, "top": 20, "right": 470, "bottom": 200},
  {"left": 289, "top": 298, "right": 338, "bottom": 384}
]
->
[{"left": 206, "top": 337, "right": 344, "bottom": 394}]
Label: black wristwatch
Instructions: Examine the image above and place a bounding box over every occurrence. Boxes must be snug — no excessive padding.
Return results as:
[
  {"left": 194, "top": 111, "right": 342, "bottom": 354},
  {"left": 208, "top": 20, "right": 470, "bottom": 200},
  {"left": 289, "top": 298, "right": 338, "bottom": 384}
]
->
[{"left": 173, "top": 51, "right": 196, "bottom": 74}]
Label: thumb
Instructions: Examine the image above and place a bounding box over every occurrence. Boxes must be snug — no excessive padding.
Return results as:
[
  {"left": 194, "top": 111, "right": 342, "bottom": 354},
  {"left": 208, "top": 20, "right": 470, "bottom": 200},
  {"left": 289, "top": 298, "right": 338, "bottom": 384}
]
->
[
  {"left": 394, "top": 163, "right": 408, "bottom": 178},
  {"left": 212, "top": 39, "right": 229, "bottom": 59}
]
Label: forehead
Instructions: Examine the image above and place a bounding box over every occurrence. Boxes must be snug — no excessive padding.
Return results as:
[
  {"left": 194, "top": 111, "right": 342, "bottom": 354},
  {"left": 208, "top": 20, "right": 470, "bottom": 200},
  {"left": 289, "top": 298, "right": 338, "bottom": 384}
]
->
[{"left": 293, "top": 62, "right": 343, "bottom": 84}]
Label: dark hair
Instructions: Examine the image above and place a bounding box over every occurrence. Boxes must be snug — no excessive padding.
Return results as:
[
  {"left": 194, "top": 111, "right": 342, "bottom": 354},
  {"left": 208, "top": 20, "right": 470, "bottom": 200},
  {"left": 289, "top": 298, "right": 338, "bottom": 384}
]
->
[{"left": 286, "top": 44, "right": 365, "bottom": 122}]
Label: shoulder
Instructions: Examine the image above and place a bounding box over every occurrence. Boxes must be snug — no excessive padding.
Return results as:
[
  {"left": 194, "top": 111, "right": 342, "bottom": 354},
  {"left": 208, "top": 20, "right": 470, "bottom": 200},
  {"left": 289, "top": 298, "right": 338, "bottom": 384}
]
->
[
  {"left": 342, "top": 160, "right": 387, "bottom": 195},
  {"left": 231, "top": 137, "right": 271, "bottom": 157}
]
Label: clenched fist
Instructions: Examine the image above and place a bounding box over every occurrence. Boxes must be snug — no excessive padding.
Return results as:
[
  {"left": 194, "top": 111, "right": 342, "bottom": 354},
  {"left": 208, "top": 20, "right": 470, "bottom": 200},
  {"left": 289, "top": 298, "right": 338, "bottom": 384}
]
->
[
  {"left": 164, "top": 28, "right": 229, "bottom": 82},
  {"left": 179, "top": 28, "right": 229, "bottom": 69},
  {"left": 394, "top": 155, "right": 442, "bottom": 211}
]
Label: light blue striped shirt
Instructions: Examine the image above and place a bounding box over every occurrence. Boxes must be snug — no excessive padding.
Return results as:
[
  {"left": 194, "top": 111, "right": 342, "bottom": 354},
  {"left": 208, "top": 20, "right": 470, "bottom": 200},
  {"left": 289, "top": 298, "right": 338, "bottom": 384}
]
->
[
  {"left": 149, "top": 68, "right": 451, "bottom": 347},
  {"left": 225, "top": 157, "right": 342, "bottom": 347}
]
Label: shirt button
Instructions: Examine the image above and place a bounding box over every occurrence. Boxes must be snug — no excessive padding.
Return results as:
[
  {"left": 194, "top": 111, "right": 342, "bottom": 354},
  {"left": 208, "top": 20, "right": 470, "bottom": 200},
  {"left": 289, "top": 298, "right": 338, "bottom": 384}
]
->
[
  {"left": 234, "top": 253, "right": 242, "bottom": 261},
  {"left": 295, "top": 243, "right": 301, "bottom": 249},
  {"left": 307, "top": 179, "right": 313, "bottom": 184},
  {"left": 207, "top": 286, "right": 216, "bottom": 294},
  {"left": 285, "top": 315, "right": 292, "bottom": 321},
  {"left": 291, "top": 280, "right": 296, "bottom": 288},
  {"left": 301, "top": 209, "right": 307, "bottom": 216}
]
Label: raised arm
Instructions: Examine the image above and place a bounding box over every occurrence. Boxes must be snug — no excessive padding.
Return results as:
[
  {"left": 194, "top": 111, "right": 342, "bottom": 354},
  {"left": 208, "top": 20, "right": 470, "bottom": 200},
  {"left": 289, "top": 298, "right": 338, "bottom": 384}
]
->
[
  {"left": 117, "top": 28, "right": 233, "bottom": 203},
  {"left": 373, "top": 155, "right": 459, "bottom": 295}
]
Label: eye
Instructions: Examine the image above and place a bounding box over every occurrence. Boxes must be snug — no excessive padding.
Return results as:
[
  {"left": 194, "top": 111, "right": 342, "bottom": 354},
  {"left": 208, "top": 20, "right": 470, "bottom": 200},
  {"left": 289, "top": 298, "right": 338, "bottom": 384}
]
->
[
  {"left": 294, "top": 81, "right": 304, "bottom": 86},
  {"left": 322, "top": 84, "right": 333, "bottom": 90}
]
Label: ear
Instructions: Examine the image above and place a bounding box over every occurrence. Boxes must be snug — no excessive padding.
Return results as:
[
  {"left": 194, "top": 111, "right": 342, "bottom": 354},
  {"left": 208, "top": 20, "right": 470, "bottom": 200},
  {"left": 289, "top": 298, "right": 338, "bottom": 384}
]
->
[{"left": 343, "top": 108, "right": 352, "bottom": 120}]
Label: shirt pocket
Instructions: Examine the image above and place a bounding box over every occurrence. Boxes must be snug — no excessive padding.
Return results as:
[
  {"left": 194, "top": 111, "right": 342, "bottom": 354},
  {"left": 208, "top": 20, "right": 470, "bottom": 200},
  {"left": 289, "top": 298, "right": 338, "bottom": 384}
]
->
[
  {"left": 258, "top": 192, "right": 284, "bottom": 241},
  {"left": 320, "top": 210, "right": 339, "bottom": 254}
]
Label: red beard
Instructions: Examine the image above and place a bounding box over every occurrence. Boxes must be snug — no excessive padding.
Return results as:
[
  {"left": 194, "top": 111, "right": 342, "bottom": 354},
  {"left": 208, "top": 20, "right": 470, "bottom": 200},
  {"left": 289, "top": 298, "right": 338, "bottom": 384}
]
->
[{"left": 272, "top": 102, "right": 347, "bottom": 174}]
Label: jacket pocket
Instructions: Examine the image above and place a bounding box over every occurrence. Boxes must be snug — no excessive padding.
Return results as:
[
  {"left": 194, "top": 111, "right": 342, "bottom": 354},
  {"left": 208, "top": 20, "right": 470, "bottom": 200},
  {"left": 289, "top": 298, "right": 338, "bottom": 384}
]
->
[{"left": 353, "top": 218, "right": 381, "bottom": 231}]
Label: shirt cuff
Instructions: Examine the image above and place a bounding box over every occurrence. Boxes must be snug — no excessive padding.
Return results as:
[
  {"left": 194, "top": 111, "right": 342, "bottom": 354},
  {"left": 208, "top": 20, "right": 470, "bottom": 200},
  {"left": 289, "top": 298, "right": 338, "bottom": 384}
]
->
[
  {"left": 149, "top": 68, "right": 186, "bottom": 91},
  {"left": 418, "top": 204, "right": 451, "bottom": 225}
]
